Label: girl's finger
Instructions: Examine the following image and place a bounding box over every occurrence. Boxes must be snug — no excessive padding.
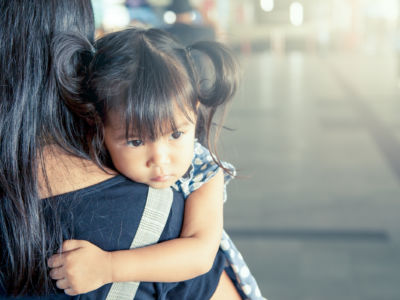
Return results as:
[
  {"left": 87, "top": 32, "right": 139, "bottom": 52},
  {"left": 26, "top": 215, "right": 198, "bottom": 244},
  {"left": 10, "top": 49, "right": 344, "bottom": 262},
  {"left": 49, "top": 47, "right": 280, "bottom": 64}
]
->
[
  {"left": 49, "top": 267, "right": 64, "bottom": 280},
  {"left": 55, "top": 278, "right": 70, "bottom": 290},
  {"left": 47, "top": 254, "right": 64, "bottom": 268},
  {"left": 64, "top": 287, "right": 79, "bottom": 296},
  {"left": 49, "top": 240, "right": 86, "bottom": 268},
  {"left": 62, "top": 239, "right": 85, "bottom": 252}
]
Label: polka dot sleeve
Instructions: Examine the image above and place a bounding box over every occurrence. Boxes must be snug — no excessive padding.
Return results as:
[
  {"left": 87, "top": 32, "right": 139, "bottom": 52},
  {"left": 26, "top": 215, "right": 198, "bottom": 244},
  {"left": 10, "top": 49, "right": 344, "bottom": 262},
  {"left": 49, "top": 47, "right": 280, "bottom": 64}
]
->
[
  {"left": 173, "top": 141, "right": 236, "bottom": 201},
  {"left": 173, "top": 142, "right": 266, "bottom": 300}
]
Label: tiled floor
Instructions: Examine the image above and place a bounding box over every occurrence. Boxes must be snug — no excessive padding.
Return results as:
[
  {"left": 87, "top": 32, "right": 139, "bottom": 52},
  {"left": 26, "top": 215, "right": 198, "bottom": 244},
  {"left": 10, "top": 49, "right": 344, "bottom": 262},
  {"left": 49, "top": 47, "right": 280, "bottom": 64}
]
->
[{"left": 221, "top": 50, "right": 400, "bottom": 300}]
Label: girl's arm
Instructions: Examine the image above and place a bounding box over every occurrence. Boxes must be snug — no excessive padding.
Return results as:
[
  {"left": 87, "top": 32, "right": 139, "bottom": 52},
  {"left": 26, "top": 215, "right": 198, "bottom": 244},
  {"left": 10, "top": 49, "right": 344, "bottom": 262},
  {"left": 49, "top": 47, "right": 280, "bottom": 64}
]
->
[
  {"left": 211, "top": 270, "right": 242, "bottom": 300},
  {"left": 48, "top": 169, "right": 224, "bottom": 296}
]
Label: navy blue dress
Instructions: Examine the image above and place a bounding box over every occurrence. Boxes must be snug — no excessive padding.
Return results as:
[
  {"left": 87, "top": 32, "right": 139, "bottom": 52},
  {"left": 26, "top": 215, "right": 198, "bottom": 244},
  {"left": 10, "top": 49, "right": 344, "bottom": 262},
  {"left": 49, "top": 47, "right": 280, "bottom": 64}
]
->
[{"left": 0, "top": 175, "right": 226, "bottom": 300}]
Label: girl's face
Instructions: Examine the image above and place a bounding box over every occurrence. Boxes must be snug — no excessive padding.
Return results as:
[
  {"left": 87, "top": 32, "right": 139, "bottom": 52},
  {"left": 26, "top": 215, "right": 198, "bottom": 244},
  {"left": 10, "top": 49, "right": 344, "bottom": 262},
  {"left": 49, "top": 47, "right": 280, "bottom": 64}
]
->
[{"left": 104, "top": 107, "right": 196, "bottom": 189}]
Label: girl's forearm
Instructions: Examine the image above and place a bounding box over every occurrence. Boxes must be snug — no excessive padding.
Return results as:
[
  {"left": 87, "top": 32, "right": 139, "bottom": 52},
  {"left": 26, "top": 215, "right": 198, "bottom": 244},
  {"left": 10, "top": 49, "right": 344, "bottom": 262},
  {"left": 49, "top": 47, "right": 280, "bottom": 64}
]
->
[
  {"left": 110, "top": 235, "right": 219, "bottom": 282},
  {"left": 109, "top": 170, "right": 224, "bottom": 283}
]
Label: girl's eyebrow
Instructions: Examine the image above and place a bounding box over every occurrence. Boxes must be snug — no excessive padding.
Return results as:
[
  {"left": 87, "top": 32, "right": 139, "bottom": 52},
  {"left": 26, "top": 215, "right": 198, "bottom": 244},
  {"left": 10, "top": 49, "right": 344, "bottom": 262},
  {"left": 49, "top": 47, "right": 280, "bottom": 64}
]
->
[
  {"left": 113, "top": 129, "right": 139, "bottom": 141},
  {"left": 112, "top": 120, "right": 192, "bottom": 141},
  {"left": 175, "top": 120, "right": 191, "bottom": 129}
]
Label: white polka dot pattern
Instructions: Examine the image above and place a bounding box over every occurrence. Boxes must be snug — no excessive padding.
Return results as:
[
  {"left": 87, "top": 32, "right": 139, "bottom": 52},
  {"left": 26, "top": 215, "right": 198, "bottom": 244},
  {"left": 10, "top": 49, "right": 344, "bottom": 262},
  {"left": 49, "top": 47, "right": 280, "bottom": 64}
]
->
[
  {"left": 194, "top": 158, "right": 203, "bottom": 165},
  {"left": 240, "top": 266, "right": 250, "bottom": 278},
  {"left": 220, "top": 239, "right": 230, "bottom": 250},
  {"left": 193, "top": 173, "right": 204, "bottom": 182},
  {"left": 242, "top": 284, "right": 252, "bottom": 295}
]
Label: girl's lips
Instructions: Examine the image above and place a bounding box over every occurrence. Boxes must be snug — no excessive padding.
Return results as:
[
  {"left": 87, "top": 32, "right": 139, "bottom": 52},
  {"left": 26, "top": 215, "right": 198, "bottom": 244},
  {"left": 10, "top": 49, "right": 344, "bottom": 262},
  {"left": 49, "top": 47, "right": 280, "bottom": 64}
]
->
[{"left": 150, "top": 175, "right": 172, "bottom": 182}]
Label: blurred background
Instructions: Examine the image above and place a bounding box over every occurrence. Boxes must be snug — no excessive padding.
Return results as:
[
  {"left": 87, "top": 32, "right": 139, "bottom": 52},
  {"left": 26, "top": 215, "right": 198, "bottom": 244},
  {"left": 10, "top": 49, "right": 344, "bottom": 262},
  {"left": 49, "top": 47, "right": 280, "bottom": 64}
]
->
[{"left": 92, "top": 0, "right": 400, "bottom": 299}]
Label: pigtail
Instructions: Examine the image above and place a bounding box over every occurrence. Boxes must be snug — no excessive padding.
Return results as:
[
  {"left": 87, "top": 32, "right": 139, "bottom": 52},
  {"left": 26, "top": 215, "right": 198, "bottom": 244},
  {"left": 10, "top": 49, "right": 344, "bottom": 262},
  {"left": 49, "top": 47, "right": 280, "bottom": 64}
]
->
[
  {"left": 188, "top": 41, "right": 240, "bottom": 172},
  {"left": 189, "top": 41, "right": 240, "bottom": 108}
]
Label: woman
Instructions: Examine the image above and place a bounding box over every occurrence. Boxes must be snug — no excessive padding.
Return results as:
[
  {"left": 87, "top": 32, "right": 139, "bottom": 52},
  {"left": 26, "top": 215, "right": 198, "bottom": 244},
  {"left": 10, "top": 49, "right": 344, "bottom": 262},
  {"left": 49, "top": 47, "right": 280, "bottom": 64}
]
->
[{"left": 0, "top": 1, "right": 240, "bottom": 299}]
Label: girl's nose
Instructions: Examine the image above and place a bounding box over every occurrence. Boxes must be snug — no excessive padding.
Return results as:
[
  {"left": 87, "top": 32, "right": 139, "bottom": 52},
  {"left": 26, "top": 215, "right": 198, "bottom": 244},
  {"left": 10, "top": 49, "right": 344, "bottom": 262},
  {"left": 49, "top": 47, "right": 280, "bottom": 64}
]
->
[{"left": 147, "top": 141, "right": 170, "bottom": 168}]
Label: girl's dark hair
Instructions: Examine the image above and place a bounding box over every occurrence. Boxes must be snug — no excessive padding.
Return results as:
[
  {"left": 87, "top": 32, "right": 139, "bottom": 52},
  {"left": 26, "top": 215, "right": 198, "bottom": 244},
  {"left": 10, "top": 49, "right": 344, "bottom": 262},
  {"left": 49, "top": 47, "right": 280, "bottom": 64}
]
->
[
  {"left": 87, "top": 27, "right": 240, "bottom": 168},
  {"left": 0, "top": 1, "right": 94, "bottom": 295}
]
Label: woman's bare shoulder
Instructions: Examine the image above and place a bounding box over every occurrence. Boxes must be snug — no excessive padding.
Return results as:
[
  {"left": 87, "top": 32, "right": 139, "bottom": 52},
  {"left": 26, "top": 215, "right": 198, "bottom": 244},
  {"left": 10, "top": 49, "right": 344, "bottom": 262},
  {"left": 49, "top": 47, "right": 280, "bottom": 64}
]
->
[{"left": 38, "top": 145, "right": 117, "bottom": 198}]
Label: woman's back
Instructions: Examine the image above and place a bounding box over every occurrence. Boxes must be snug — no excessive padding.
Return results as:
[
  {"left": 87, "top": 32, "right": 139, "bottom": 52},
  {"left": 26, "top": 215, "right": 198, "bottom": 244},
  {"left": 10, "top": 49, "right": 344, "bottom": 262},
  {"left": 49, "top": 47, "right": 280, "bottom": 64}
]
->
[
  {"left": 0, "top": 0, "right": 98, "bottom": 295},
  {"left": 1, "top": 165, "right": 226, "bottom": 299}
]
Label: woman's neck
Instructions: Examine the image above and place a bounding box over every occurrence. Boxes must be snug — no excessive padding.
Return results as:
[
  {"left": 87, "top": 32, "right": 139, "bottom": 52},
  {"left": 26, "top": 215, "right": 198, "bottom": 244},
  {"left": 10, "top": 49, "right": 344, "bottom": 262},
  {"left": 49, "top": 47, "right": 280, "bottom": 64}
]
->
[{"left": 38, "top": 145, "right": 117, "bottom": 198}]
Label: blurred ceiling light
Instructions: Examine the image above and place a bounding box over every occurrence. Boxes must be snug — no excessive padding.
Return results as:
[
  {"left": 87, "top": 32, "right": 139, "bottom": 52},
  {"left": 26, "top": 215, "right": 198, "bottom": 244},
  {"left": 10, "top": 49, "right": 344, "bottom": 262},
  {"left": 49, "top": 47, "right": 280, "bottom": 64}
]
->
[
  {"left": 163, "top": 10, "right": 176, "bottom": 24},
  {"left": 191, "top": 11, "right": 198, "bottom": 22},
  {"left": 103, "top": 0, "right": 125, "bottom": 3},
  {"left": 260, "top": 0, "right": 274, "bottom": 12},
  {"left": 102, "top": 4, "right": 130, "bottom": 31},
  {"left": 364, "top": 0, "right": 398, "bottom": 21},
  {"left": 290, "top": 2, "right": 303, "bottom": 26}
]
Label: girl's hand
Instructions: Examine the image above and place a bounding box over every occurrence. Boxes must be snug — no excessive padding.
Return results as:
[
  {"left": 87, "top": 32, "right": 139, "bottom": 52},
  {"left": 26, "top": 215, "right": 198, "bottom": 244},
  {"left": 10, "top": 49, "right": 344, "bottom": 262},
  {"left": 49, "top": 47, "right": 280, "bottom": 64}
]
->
[{"left": 48, "top": 239, "right": 113, "bottom": 296}]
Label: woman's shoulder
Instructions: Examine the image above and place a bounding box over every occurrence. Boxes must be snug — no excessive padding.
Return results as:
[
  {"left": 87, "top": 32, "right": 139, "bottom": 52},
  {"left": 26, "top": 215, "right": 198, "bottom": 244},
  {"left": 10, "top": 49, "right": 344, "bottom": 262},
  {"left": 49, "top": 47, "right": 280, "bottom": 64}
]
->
[
  {"left": 50, "top": 174, "right": 146, "bottom": 199},
  {"left": 39, "top": 145, "right": 118, "bottom": 198}
]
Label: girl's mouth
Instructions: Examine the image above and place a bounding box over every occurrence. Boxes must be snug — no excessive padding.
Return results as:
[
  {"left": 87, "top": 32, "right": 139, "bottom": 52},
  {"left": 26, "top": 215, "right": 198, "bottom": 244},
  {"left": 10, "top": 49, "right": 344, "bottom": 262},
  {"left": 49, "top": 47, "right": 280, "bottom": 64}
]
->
[{"left": 150, "top": 175, "right": 172, "bottom": 182}]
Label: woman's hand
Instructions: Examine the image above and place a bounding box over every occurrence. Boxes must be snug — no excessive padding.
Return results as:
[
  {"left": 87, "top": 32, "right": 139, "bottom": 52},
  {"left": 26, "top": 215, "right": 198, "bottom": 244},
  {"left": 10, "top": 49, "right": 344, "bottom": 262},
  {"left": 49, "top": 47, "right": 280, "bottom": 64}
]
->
[{"left": 48, "top": 239, "right": 113, "bottom": 296}]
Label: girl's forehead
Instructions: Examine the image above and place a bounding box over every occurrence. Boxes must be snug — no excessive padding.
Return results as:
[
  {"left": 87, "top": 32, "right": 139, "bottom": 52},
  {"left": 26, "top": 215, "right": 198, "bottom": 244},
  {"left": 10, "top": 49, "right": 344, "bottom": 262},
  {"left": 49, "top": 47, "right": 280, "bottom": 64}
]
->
[{"left": 104, "top": 105, "right": 196, "bottom": 131}]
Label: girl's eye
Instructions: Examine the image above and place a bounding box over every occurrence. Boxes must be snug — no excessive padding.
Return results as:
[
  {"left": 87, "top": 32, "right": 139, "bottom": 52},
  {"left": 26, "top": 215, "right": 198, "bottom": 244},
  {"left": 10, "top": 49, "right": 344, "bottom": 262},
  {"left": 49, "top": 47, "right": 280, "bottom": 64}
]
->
[
  {"left": 127, "top": 139, "right": 143, "bottom": 147},
  {"left": 171, "top": 131, "right": 183, "bottom": 140}
]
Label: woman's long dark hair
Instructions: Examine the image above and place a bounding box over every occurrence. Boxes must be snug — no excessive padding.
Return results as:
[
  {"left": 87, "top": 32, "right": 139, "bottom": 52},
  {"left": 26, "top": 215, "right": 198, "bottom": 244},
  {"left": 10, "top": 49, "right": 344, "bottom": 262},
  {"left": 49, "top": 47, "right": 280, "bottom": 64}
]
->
[
  {"left": 85, "top": 27, "right": 240, "bottom": 168},
  {"left": 0, "top": 1, "right": 94, "bottom": 295}
]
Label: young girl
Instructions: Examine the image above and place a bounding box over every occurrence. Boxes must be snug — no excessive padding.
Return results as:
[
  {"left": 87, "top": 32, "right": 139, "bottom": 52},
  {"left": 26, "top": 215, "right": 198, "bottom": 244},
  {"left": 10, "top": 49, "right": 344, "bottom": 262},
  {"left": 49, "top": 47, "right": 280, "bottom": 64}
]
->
[{"left": 47, "top": 27, "right": 264, "bottom": 300}]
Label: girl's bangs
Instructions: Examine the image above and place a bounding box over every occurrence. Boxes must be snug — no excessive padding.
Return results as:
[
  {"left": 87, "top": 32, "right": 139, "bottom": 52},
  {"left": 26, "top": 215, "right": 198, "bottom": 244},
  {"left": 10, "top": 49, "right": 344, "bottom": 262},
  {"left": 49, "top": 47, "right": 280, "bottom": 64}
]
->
[{"left": 119, "top": 52, "right": 197, "bottom": 141}]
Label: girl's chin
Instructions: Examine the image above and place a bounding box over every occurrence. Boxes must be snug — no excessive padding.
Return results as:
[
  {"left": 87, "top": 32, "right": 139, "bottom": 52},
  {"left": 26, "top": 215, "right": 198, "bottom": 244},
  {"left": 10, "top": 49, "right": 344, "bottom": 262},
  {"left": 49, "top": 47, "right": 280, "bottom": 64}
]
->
[
  {"left": 148, "top": 182, "right": 174, "bottom": 189},
  {"left": 148, "top": 177, "right": 176, "bottom": 189}
]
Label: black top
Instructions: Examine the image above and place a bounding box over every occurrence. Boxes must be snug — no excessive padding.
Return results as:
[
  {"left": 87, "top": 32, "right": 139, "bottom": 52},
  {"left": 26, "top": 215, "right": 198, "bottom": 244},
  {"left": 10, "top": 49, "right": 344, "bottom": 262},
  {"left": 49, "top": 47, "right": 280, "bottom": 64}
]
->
[{"left": 0, "top": 175, "right": 225, "bottom": 299}]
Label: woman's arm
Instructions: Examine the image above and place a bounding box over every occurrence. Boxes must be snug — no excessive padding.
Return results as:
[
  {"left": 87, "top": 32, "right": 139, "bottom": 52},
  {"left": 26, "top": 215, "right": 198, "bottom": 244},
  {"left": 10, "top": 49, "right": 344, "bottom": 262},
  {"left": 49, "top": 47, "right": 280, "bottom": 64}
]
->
[{"left": 48, "top": 169, "right": 224, "bottom": 296}]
